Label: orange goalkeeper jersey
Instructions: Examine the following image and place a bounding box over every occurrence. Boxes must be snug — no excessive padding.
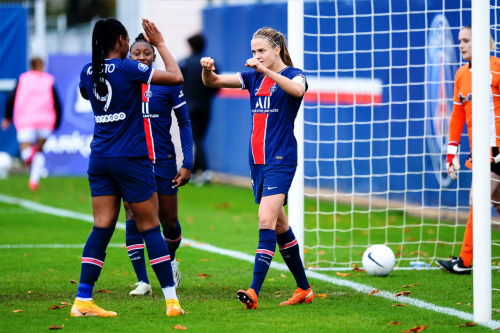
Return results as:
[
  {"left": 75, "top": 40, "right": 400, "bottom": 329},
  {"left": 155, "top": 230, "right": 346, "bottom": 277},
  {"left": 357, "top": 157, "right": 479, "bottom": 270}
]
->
[{"left": 449, "top": 56, "right": 500, "bottom": 151}]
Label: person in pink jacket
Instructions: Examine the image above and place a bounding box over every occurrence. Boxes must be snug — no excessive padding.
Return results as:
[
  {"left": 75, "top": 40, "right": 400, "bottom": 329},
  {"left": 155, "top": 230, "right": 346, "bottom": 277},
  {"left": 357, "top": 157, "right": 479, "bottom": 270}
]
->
[{"left": 2, "top": 57, "right": 62, "bottom": 190}]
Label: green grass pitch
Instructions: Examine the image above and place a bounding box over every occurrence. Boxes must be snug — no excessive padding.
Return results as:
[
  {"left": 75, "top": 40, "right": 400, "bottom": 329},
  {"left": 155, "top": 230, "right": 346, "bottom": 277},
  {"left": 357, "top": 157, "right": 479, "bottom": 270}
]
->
[{"left": 0, "top": 175, "right": 499, "bottom": 332}]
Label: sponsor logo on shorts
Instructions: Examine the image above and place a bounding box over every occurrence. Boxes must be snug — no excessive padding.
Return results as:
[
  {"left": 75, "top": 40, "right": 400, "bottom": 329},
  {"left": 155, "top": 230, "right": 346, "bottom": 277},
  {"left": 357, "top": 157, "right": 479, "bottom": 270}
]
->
[{"left": 94, "top": 112, "right": 126, "bottom": 123}]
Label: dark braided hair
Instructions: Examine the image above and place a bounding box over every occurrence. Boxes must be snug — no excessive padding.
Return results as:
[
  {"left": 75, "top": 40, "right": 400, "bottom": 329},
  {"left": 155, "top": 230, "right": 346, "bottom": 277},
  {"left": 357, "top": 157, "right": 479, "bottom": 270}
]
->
[
  {"left": 253, "top": 27, "right": 293, "bottom": 67},
  {"left": 91, "top": 18, "right": 128, "bottom": 98},
  {"left": 130, "top": 33, "right": 155, "bottom": 54}
]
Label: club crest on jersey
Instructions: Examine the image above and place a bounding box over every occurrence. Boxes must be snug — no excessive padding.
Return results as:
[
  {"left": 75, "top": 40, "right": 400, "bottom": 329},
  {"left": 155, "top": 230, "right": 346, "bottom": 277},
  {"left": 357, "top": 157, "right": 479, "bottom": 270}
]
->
[
  {"left": 458, "top": 92, "right": 472, "bottom": 103},
  {"left": 144, "top": 90, "right": 153, "bottom": 98},
  {"left": 138, "top": 63, "right": 149, "bottom": 72}
]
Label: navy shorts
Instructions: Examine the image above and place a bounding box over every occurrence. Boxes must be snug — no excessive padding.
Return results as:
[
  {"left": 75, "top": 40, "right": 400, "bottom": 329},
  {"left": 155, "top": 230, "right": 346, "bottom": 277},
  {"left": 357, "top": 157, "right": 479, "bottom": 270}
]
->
[
  {"left": 88, "top": 157, "right": 156, "bottom": 203},
  {"left": 249, "top": 164, "right": 296, "bottom": 205},
  {"left": 154, "top": 160, "right": 178, "bottom": 196}
]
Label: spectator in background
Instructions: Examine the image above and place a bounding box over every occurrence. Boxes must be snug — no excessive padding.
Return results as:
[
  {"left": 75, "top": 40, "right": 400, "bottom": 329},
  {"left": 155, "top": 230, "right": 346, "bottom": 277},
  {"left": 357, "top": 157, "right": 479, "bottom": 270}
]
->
[
  {"left": 1, "top": 57, "right": 62, "bottom": 191},
  {"left": 179, "top": 33, "right": 219, "bottom": 185}
]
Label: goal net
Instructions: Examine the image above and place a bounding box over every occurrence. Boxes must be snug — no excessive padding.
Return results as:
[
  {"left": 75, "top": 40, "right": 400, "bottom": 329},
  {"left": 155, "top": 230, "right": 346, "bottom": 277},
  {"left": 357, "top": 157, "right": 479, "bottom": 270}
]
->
[{"left": 294, "top": 0, "right": 500, "bottom": 270}]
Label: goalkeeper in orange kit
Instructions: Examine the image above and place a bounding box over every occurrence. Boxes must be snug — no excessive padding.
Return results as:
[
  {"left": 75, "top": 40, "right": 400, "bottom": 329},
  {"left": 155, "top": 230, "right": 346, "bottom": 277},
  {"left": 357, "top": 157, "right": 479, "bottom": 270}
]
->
[{"left": 438, "top": 25, "right": 500, "bottom": 275}]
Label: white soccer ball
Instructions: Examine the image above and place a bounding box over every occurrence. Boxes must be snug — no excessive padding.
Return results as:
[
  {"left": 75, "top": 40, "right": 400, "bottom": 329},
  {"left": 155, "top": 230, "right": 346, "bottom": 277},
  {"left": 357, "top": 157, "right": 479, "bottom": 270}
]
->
[
  {"left": 362, "top": 244, "right": 396, "bottom": 277},
  {"left": 0, "top": 152, "right": 12, "bottom": 179}
]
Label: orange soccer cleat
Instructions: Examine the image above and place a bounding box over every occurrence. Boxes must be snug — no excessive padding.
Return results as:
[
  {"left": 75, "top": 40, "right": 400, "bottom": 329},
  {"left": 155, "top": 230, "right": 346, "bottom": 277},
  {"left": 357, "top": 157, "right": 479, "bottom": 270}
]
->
[
  {"left": 166, "top": 299, "right": 185, "bottom": 316},
  {"left": 237, "top": 288, "right": 258, "bottom": 309},
  {"left": 279, "top": 285, "right": 314, "bottom": 306},
  {"left": 70, "top": 299, "right": 117, "bottom": 317}
]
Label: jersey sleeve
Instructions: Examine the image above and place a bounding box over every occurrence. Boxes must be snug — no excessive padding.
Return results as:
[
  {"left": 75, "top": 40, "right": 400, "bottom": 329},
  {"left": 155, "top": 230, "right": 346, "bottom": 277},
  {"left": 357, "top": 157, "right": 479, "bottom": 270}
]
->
[
  {"left": 449, "top": 71, "right": 466, "bottom": 145},
  {"left": 238, "top": 71, "right": 251, "bottom": 90},
  {"left": 171, "top": 87, "right": 194, "bottom": 170},
  {"left": 123, "top": 58, "right": 154, "bottom": 85}
]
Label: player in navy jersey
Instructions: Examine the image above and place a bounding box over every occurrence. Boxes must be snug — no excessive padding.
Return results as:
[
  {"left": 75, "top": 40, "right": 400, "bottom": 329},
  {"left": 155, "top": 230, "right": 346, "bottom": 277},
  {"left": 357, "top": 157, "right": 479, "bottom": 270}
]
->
[
  {"left": 71, "top": 18, "right": 186, "bottom": 318},
  {"left": 200, "top": 27, "right": 313, "bottom": 309},
  {"left": 124, "top": 33, "right": 193, "bottom": 296}
]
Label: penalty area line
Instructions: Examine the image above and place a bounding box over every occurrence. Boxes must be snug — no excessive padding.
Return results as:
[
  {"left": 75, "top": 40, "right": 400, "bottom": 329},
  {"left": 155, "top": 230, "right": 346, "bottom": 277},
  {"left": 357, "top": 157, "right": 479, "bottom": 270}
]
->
[{"left": 0, "top": 193, "right": 498, "bottom": 330}]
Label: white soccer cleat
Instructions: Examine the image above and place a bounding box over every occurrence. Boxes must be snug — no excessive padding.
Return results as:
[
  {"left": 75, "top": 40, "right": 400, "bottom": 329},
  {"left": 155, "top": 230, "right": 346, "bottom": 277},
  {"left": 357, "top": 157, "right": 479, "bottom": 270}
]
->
[
  {"left": 129, "top": 281, "right": 152, "bottom": 296},
  {"left": 171, "top": 260, "right": 181, "bottom": 288}
]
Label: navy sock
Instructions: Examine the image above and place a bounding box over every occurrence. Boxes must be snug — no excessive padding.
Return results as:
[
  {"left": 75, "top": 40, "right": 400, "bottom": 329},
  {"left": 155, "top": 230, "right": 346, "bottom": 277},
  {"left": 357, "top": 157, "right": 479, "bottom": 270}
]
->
[
  {"left": 142, "top": 225, "right": 174, "bottom": 288},
  {"left": 163, "top": 221, "right": 182, "bottom": 260},
  {"left": 277, "top": 227, "right": 309, "bottom": 290},
  {"left": 249, "top": 229, "right": 276, "bottom": 296},
  {"left": 76, "top": 226, "right": 114, "bottom": 299},
  {"left": 126, "top": 220, "right": 149, "bottom": 284}
]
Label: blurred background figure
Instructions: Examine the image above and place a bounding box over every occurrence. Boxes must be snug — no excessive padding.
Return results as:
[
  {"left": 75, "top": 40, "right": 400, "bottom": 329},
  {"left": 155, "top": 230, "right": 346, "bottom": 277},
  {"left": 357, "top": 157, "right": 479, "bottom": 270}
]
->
[
  {"left": 1, "top": 57, "right": 62, "bottom": 190},
  {"left": 179, "top": 33, "right": 219, "bottom": 186}
]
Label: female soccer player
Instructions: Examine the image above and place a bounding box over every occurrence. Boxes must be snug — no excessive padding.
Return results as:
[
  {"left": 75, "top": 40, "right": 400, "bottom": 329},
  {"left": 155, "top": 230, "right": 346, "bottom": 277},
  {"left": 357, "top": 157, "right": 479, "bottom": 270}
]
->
[
  {"left": 200, "top": 27, "right": 313, "bottom": 309},
  {"left": 2, "top": 57, "right": 62, "bottom": 191},
  {"left": 438, "top": 25, "right": 500, "bottom": 275},
  {"left": 70, "top": 18, "right": 185, "bottom": 318},
  {"left": 125, "top": 33, "right": 193, "bottom": 295}
]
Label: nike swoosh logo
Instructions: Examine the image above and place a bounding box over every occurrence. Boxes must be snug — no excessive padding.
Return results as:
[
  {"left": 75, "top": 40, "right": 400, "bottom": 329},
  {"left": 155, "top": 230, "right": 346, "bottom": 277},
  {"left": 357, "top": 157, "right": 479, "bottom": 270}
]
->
[
  {"left": 267, "top": 187, "right": 277, "bottom": 190},
  {"left": 76, "top": 308, "right": 86, "bottom": 316},
  {"left": 367, "top": 252, "right": 384, "bottom": 268},
  {"left": 453, "top": 264, "right": 472, "bottom": 272}
]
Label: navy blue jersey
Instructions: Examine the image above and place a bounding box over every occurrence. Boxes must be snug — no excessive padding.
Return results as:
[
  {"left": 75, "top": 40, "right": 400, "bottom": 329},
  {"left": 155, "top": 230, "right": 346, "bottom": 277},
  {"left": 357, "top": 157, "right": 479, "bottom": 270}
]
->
[
  {"left": 238, "top": 67, "right": 307, "bottom": 166},
  {"left": 80, "top": 58, "right": 154, "bottom": 158},
  {"left": 141, "top": 84, "right": 193, "bottom": 169}
]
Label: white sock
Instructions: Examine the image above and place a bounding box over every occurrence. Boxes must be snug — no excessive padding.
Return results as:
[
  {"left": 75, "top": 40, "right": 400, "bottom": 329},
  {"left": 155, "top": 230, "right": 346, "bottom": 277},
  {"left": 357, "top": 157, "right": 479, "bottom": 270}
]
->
[
  {"left": 20, "top": 147, "right": 34, "bottom": 162},
  {"left": 162, "top": 286, "right": 177, "bottom": 300},
  {"left": 30, "top": 152, "right": 45, "bottom": 184}
]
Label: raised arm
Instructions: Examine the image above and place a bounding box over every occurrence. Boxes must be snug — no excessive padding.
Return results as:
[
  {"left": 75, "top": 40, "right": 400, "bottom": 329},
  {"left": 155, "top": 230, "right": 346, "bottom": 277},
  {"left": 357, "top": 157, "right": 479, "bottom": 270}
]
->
[
  {"left": 200, "top": 57, "right": 241, "bottom": 88},
  {"left": 142, "top": 18, "right": 183, "bottom": 86},
  {"left": 245, "top": 58, "right": 305, "bottom": 98}
]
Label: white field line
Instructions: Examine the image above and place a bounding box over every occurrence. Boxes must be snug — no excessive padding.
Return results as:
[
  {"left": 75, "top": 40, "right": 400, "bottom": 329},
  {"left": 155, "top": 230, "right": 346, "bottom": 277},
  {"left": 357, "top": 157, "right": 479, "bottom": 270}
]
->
[{"left": 0, "top": 193, "right": 499, "bottom": 330}]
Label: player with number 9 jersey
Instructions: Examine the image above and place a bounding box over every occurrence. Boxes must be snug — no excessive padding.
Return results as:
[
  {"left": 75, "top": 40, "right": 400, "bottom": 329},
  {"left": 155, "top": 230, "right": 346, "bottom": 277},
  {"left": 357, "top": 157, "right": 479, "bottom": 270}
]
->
[
  {"left": 71, "top": 18, "right": 186, "bottom": 319},
  {"left": 80, "top": 57, "right": 153, "bottom": 158}
]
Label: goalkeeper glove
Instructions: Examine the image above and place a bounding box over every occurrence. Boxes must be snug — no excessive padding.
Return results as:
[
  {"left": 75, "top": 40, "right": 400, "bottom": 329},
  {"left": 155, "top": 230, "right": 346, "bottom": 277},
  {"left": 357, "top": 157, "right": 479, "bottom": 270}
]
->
[{"left": 446, "top": 143, "right": 460, "bottom": 180}]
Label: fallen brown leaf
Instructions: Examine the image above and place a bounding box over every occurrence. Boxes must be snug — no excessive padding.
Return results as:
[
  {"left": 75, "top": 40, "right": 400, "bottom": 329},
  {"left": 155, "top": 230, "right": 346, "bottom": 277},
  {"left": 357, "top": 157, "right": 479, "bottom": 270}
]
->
[
  {"left": 458, "top": 323, "right": 476, "bottom": 327},
  {"left": 220, "top": 287, "right": 228, "bottom": 290},
  {"left": 394, "top": 291, "right": 411, "bottom": 297},
  {"left": 389, "top": 322, "right": 401, "bottom": 325},
  {"left": 402, "top": 283, "right": 417, "bottom": 288},
  {"left": 197, "top": 273, "right": 210, "bottom": 278},
  {"left": 59, "top": 302, "right": 72, "bottom": 306},
  {"left": 400, "top": 325, "right": 426, "bottom": 332},
  {"left": 280, "top": 274, "right": 287, "bottom": 278},
  {"left": 353, "top": 267, "right": 365, "bottom": 272},
  {"left": 47, "top": 305, "right": 68, "bottom": 310},
  {"left": 12, "top": 310, "right": 23, "bottom": 313},
  {"left": 369, "top": 289, "right": 380, "bottom": 294},
  {"left": 392, "top": 303, "right": 407, "bottom": 307},
  {"left": 96, "top": 289, "right": 111, "bottom": 293},
  {"left": 315, "top": 294, "right": 327, "bottom": 299},
  {"left": 27, "top": 291, "right": 32, "bottom": 294},
  {"left": 48, "top": 324, "right": 64, "bottom": 330},
  {"left": 335, "top": 272, "right": 352, "bottom": 277},
  {"left": 70, "top": 280, "right": 77, "bottom": 284},
  {"left": 173, "top": 325, "right": 187, "bottom": 330}
]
